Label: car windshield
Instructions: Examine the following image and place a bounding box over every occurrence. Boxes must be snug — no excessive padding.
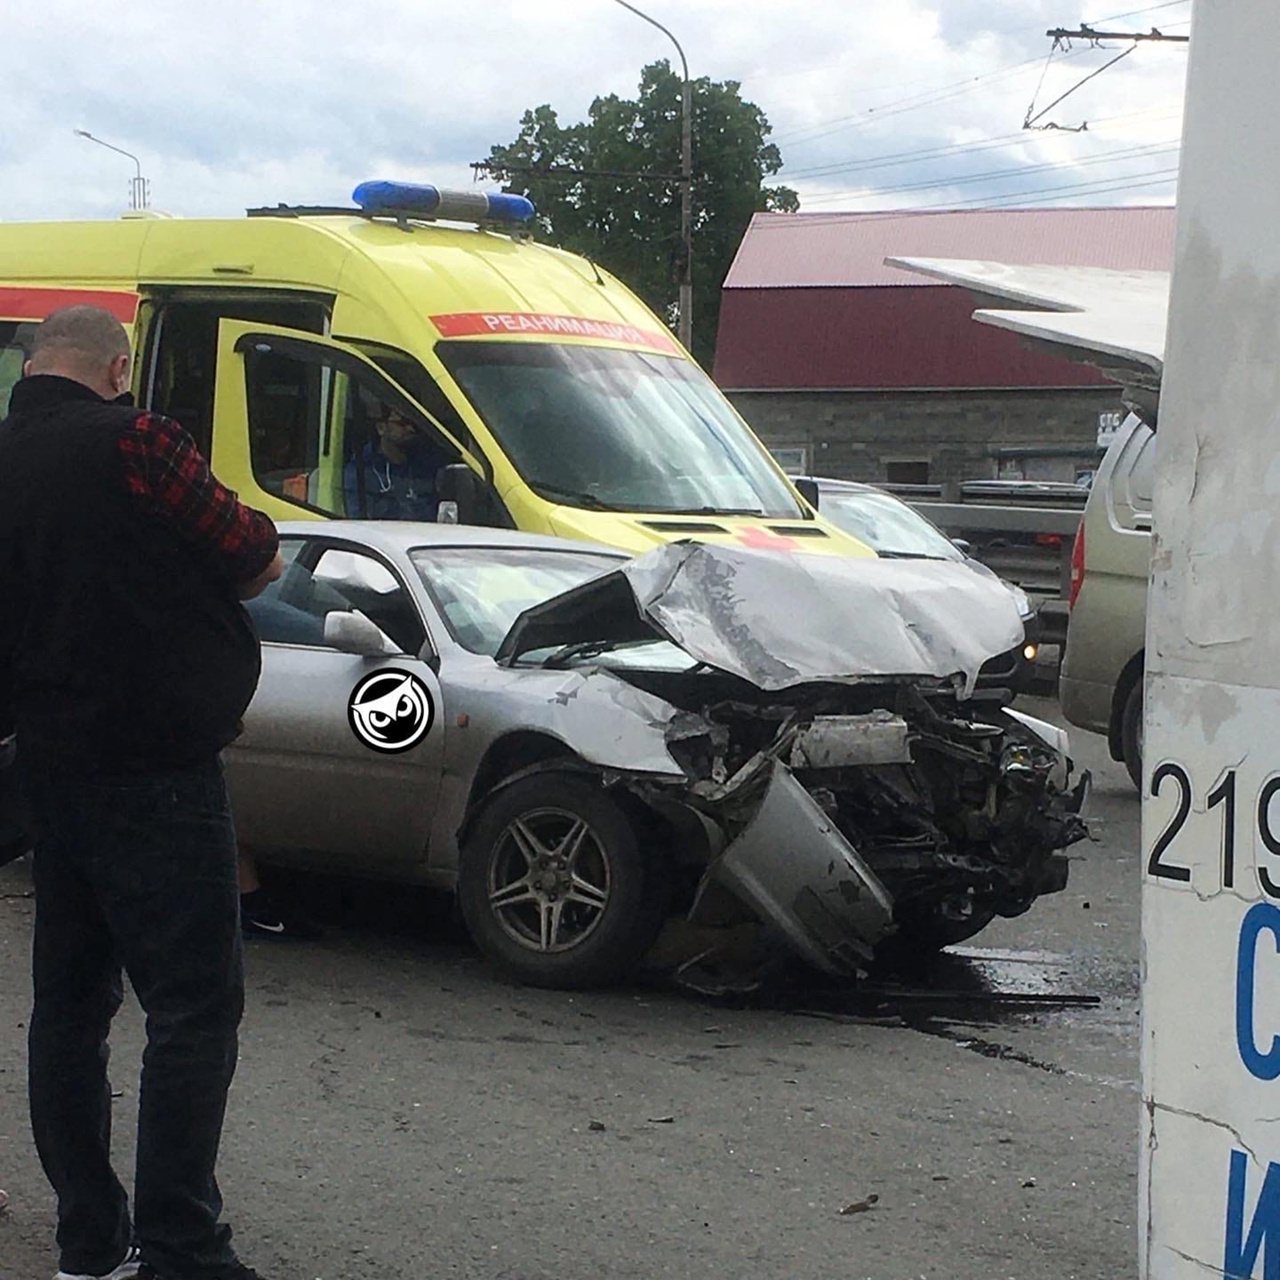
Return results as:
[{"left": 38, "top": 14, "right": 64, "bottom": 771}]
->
[
  {"left": 818, "top": 488, "right": 963, "bottom": 560},
  {"left": 436, "top": 342, "right": 804, "bottom": 517},
  {"left": 409, "top": 546, "right": 625, "bottom": 656}
]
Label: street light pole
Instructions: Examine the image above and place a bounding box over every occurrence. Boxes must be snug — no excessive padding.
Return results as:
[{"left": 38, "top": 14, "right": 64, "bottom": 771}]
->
[
  {"left": 73, "top": 129, "right": 149, "bottom": 211},
  {"left": 611, "top": 0, "right": 692, "bottom": 351}
]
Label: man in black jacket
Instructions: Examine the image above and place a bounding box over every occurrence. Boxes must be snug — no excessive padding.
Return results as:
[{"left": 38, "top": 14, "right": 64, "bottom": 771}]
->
[{"left": 0, "top": 306, "right": 282, "bottom": 1280}]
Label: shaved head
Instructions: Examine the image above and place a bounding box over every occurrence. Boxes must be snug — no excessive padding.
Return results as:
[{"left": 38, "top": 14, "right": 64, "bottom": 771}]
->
[{"left": 25, "top": 306, "right": 132, "bottom": 399}]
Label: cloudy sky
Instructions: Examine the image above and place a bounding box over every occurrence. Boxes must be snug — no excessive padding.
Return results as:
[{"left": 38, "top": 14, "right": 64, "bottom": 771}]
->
[{"left": 4, "top": 0, "right": 1190, "bottom": 223}]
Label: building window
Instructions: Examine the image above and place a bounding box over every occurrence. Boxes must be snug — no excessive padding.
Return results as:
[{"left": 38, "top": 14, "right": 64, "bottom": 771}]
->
[
  {"left": 769, "top": 445, "right": 809, "bottom": 475},
  {"left": 885, "top": 460, "right": 930, "bottom": 485}
]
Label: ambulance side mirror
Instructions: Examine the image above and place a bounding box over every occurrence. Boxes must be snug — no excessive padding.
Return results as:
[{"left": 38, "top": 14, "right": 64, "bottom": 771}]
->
[
  {"left": 793, "top": 477, "right": 820, "bottom": 509},
  {"left": 436, "top": 463, "right": 482, "bottom": 525}
]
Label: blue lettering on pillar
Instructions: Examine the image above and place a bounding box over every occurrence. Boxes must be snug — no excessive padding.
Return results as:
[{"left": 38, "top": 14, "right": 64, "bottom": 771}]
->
[
  {"left": 1226, "top": 1149, "right": 1280, "bottom": 1279},
  {"left": 1237, "top": 902, "right": 1280, "bottom": 1080}
]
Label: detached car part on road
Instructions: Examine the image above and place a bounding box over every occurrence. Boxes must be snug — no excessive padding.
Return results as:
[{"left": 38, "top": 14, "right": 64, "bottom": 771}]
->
[{"left": 185, "top": 526, "right": 1087, "bottom": 987}]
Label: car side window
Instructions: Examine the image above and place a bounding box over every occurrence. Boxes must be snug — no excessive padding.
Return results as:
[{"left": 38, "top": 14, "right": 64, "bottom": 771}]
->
[{"left": 246, "top": 541, "right": 426, "bottom": 656}]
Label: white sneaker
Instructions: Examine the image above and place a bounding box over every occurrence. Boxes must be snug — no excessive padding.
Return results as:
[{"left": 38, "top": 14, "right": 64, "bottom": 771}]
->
[{"left": 55, "top": 1244, "right": 142, "bottom": 1280}]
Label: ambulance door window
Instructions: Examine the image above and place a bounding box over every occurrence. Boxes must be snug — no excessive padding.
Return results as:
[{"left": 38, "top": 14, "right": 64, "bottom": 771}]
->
[
  {"left": 145, "top": 298, "right": 327, "bottom": 458},
  {"left": 243, "top": 343, "right": 462, "bottom": 521},
  {"left": 354, "top": 343, "right": 473, "bottom": 454},
  {"left": 0, "top": 323, "right": 35, "bottom": 417}
]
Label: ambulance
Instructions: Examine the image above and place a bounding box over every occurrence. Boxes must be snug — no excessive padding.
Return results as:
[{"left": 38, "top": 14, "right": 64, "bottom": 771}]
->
[{"left": 0, "top": 181, "right": 867, "bottom": 558}]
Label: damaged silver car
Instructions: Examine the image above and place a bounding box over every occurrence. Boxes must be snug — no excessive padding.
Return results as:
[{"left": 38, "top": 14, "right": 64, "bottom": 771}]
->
[{"left": 228, "top": 524, "right": 1089, "bottom": 989}]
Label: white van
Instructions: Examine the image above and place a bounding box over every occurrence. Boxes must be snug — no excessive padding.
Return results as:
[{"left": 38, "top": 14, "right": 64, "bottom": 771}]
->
[{"left": 1059, "top": 413, "right": 1154, "bottom": 789}]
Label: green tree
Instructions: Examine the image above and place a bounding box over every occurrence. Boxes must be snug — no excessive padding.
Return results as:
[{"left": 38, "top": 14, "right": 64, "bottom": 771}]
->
[{"left": 484, "top": 60, "right": 798, "bottom": 369}]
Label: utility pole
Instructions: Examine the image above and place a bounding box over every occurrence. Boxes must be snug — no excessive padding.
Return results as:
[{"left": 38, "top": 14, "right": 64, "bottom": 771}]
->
[
  {"left": 74, "top": 130, "right": 150, "bottom": 211},
  {"left": 1025, "top": 24, "right": 1189, "bottom": 130},
  {"left": 612, "top": 1, "right": 693, "bottom": 352},
  {"left": 1046, "top": 25, "right": 1189, "bottom": 44}
]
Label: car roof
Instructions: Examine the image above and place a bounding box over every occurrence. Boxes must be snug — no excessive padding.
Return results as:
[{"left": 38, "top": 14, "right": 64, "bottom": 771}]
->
[
  {"left": 797, "top": 476, "right": 882, "bottom": 496},
  {"left": 273, "top": 520, "right": 626, "bottom": 560}
]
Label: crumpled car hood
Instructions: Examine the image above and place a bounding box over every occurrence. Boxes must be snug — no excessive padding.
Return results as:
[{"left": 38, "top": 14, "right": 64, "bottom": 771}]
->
[{"left": 496, "top": 541, "right": 1024, "bottom": 696}]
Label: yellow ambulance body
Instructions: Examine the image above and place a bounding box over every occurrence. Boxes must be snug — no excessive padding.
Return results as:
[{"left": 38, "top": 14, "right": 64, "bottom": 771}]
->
[{"left": 0, "top": 187, "right": 870, "bottom": 558}]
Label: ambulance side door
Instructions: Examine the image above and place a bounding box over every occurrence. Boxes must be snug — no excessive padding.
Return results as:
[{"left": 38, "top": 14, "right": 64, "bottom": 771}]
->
[{"left": 205, "top": 319, "right": 506, "bottom": 525}]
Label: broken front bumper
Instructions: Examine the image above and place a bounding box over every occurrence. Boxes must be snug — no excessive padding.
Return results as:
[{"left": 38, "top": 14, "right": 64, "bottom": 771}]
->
[{"left": 703, "top": 763, "right": 895, "bottom": 976}]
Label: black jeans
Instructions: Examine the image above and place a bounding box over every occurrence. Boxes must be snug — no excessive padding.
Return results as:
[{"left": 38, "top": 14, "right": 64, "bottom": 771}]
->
[{"left": 26, "top": 757, "right": 244, "bottom": 1278}]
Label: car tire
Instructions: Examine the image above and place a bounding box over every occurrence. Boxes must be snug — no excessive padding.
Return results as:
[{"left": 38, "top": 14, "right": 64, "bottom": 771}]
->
[
  {"left": 1120, "top": 679, "right": 1144, "bottom": 793},
  {"left": 458, "top": 773, "right": 669, "bottom": 990}
]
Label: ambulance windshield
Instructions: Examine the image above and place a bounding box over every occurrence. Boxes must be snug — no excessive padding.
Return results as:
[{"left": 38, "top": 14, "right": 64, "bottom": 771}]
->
[{"left": 437, "top": 342, "right": 805, "bottom": 518}]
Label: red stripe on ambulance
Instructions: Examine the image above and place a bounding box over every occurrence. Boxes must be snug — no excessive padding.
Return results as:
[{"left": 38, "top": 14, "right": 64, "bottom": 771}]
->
[
  {"left": 0, "top": 287, "right": 140, "bottom": 324},
  {"left": 431, "top": 311, "right": 678, "bottom": 352}
]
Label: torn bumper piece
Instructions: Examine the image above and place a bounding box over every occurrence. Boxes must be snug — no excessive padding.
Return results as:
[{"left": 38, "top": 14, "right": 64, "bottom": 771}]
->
[{"left": 699, "top": 763, "right": 895, "bottom": 975}]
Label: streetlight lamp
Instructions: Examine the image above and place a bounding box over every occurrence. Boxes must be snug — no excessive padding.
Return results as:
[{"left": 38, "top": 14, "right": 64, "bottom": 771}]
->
[
  {"left": 73, "top": 129, "right": 149, "bottom": 211},
  {"left": 612, "top": 0, "right": 692, "bottom": 352}
]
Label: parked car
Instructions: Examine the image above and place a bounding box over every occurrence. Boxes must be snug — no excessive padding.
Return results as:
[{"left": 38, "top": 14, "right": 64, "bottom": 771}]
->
[
  {"left": 1059, "top": 414, "right": 1154, "bottom": 790},
  {"left": 2, "top": 524, "right": 1089, "bottom": 988},
  {"left": 795, "top": 477, "right": 1041, "bottom": 690}
]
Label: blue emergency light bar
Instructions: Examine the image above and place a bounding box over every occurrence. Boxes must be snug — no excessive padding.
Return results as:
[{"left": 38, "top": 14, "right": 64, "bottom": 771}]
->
[{"left": 352, "top": 181, "right": 535, "bottom": 225}]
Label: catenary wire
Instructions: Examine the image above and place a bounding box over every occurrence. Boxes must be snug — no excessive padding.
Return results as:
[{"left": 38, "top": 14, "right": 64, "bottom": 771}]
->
[{"left": 795, "top": 139, "right": 1180, "bottom": 204}]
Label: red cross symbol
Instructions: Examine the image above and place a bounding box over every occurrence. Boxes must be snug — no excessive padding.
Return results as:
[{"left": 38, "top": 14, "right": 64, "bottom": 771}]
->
[{"left": 737, "top": 526, "right": 800, "bottom": 552}]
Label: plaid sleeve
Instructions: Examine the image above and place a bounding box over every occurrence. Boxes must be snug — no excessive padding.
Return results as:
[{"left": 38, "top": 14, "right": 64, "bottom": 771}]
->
[{"left": 118, "top": 413, "right": 279, "bottom": 585}]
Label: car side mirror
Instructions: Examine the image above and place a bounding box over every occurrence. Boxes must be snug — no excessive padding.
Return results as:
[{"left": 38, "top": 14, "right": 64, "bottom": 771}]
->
[
  {"left": 793, "top": 477, "right": 820, "bottom": 509},
  {"left": 436, "top": 463, "right": 482, "bottom": 525},
  {"left": 323, "top": 610, "right": 399, "bottom": 657},
  {"left": 951, "top": 538, "right": 973, "bottom": 556}
]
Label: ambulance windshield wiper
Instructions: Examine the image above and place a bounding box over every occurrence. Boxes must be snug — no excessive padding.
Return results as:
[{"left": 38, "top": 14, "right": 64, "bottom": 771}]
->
[
  {"left": 529, "top": 482, "right": 621, "bottom": 511},
  {"left": 659, "top": 506, "right": 766, "bottom": 516}
]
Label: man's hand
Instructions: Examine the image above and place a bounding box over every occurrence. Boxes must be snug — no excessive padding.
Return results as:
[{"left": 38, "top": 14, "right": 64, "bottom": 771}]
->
[{"left": 237, "top": 550, "right": 284, "bottom": 601}]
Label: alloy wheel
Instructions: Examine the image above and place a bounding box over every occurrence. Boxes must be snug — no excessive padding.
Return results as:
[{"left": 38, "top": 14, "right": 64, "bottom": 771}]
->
[{"left": 487, "top": 807, "right": 612, "bottom": 953}]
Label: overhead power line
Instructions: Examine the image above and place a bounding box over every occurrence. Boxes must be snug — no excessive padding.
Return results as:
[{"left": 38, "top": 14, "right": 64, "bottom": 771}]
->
[
  {"left": 773, "top": 53, "right": 1070, "bottom": 149},
  {"left": 768, "top": 2, "right": 1189, "bottom": 148},
  {"left": 766, "top": 168, "right": 1178, "bottom": 230},
  {"left": 779, "top": 103, "right": 1184, "bottom": 182},
  {"left": 796, "top": 139, "right": 1179, "bottom": 205},
  {"left": 471, "top": 162, "right": 681, "bottom": 184},
  {"left": 1085, "top": 1, "right": 1189, "bottom": 22}
]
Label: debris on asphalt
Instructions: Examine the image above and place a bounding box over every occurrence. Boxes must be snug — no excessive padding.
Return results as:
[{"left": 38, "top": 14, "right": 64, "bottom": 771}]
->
[
  {"left": 647, "top": 1115, "right": 675, "bottom": 1124},
  {"left": 588, "top": 1120, "right": 607, "bottom": 1132},
  {"left": 839, "top": 1194, "right": 880, "bottom": 1215}
]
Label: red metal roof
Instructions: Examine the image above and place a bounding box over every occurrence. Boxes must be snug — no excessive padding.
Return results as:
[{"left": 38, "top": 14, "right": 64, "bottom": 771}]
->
[
  {"left": 723, "top": 206, "right": 1176, "bottom": 289},
  {"left": 714, "top": 206, "right": 1177, "bottom": 390}
]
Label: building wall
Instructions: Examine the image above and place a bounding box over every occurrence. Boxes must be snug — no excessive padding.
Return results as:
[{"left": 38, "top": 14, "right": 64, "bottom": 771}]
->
[
  {"left": 714, "top": 285, "right": 1114, "bottom": 390},
  {"left": 728, "top": 386, "right": 1125, "bottom": 491}
]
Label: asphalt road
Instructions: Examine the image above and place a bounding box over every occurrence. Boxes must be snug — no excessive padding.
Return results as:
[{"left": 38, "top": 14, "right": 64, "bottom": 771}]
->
[{"left": 0, "top": 697, "right": 1142, "bottom": 1280}]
